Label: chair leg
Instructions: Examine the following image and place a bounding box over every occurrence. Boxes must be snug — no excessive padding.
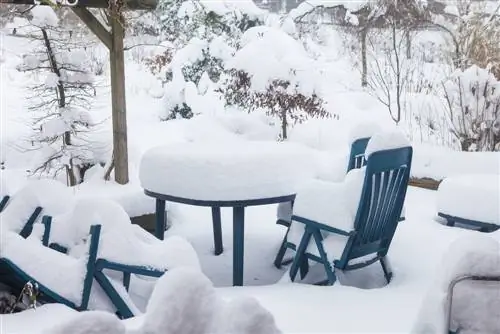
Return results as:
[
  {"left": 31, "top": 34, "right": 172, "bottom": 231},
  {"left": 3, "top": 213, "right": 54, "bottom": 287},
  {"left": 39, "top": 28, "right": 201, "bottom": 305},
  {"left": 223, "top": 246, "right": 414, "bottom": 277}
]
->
[
  {"left": 289, "top": 229, "right": 312, "bottom": 282},
  {"left": 273, "top": 228, "right": 290, "bottom": 269},
  {"left": 313, "top": 229, "right": 336, "bottom": 285},
  {"left": 380, "top": 256, "right": 393, "bottom": 284}
]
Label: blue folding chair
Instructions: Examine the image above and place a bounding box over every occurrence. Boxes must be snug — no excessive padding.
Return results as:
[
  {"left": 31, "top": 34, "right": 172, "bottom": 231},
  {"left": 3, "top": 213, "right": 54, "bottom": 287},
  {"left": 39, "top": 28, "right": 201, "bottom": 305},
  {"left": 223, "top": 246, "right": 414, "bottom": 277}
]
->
[
  {"left": 288, "top": 146, "right": 412, "bottom": 285},
  {"left": 0, "top": 224, "right": 101, "bottom": 311},
  {"left": 273, "top": 137, "right": 370, "bottom": 268}
]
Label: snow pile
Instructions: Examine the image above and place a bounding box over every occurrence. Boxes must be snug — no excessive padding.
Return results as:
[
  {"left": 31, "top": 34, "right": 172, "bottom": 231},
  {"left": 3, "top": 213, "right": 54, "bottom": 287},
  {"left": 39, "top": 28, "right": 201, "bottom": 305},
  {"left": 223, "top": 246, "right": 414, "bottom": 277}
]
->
[
  {"left": 49, "top": 198, "right": 200, "bottom": 271},
  {"left": 140, "top": 267, "right": 281, "bottom": 334},
  {"left": 0, "top": 179, "right": 72, "bottom": 233},
  {"left": 44, "top": 311, "right": 126, "bottom": 334},
  {"left": 348, "top": 121, "right": 382, "bottom": 145},
  {"left": 437, "top": 174, "right": 500, "bottom": 225},
  {"left": 412, "top": 235, "right": 500, "bottom": 334},
  {"left": 364, "top": 130, "right": 411, "bottom": 158},
  {"left": 139, "top": 141, "right": 315, "bottom": 201}
]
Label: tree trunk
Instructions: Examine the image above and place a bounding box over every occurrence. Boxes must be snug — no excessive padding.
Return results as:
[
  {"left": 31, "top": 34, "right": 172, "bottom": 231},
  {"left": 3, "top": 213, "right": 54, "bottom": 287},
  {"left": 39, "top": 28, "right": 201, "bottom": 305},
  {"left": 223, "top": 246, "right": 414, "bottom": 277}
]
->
[
  {"left": 405, "top": 29, "right": 412, "bottom": 59},
  {"left": 361, "top": 28, "right": 368, "bottom": 87},
  {"left": 281, "top": 109, "right": 288, "bottom": 140},
  {"left": 41, "top": 28, "right": 78, "bottom": 187},
  {"left": 392, "top": 24, "right": 402, "bottom": 124}
]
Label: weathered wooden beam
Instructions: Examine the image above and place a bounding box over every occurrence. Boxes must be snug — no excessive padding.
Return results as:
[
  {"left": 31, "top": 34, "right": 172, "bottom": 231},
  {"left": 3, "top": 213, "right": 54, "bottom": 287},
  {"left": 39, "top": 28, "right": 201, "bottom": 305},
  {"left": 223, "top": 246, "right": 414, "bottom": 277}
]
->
[
  {"left": 71, "top": 7, "right": 111, "bottom": 49},
  {"left": 0, "top": 0, "right": 157, "bottom": 10},
  {"left": 109, "top": 12, "right": 129, "bottom": 184}
]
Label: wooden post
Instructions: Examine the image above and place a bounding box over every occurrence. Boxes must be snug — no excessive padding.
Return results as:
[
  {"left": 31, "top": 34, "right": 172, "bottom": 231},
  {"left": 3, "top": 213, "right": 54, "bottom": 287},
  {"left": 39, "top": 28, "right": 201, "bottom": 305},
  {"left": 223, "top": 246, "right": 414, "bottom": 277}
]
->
[{"left": 109, "top": 11, "right": 129, "bottom": 184}]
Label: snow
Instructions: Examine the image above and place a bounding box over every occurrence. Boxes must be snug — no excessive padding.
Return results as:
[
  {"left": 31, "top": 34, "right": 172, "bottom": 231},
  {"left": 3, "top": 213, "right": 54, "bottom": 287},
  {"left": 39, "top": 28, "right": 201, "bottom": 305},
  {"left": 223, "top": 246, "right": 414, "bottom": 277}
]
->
[
  {"left": 141, "top": 267, "right": 281, "bottom": 334},
  {"left": 437, "top": 174, "right": 500, "bottom": 225},
  {"left": 45, "top": 311, "right": 126, "bottom": 334},
  {"left": 48, "top": 198, "right": 200, "bottom": 271},
  {"left": 0, "top": 179, "right": 73, "bottom": 233},
  {"left": 348, "top": 121, "right": 382, "bottom": 145},
  {"left": 139, "top": 141, "right": 315, "bottom": 201},
  {"left": 412, "top": 235, "right": 500, "bottom": 334},
  {"left": 364, "top": 130, "right": 411, "bottom": 159},
  {"left": 30, "top": 6, "right": 59, "bottom": 28}
]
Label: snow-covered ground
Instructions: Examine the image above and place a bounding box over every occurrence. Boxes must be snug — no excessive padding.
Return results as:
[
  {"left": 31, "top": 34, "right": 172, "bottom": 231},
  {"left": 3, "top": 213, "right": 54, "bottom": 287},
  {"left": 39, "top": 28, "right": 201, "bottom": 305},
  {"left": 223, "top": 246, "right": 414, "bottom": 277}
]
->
[{"left": 1, "top": 4, "right": 499, "bottom": 333}]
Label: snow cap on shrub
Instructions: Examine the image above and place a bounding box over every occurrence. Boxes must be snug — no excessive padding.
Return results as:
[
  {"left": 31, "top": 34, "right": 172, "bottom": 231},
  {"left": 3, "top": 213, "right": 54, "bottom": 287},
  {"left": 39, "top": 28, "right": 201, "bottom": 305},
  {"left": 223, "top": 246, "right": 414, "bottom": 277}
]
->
[{"left": 364, "top": 130, "right": 410, "bottom": 159}]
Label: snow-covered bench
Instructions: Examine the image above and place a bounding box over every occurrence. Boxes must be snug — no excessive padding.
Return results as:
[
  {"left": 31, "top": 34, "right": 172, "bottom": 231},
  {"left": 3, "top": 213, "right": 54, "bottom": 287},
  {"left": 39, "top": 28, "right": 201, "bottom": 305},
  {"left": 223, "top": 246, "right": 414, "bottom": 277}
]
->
[{"left": 437, "top": 174, "right": 500, "bottom": 232}]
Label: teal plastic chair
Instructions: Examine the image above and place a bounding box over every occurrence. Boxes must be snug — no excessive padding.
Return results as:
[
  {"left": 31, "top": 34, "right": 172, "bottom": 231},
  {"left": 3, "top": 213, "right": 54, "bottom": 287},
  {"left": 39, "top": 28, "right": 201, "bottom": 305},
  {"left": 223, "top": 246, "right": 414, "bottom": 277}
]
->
[
  {"left": 274, "top": 137, "right": 370, "bottom": 268},
  {"left": 289, "top": 146, "right": 412, "bottom": 285},
  {"left": 0, "top": 224, "right": 101, "bottom": 311}
]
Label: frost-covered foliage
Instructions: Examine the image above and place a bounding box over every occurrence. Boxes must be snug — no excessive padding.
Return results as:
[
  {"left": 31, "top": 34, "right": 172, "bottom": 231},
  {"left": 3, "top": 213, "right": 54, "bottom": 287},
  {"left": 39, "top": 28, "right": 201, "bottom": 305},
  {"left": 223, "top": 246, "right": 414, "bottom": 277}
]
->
[
  {"left": 443, "top": 65, "right": 500, "bottom": 152},
  {"left": 221, "top": 26, "right": 330, "bottom": 139},
  {"left": 15, "top": 6, "right": 102, "bottom": 185},
  {"left": 152, "top": 0, "right": 265, "bottom": 120}
]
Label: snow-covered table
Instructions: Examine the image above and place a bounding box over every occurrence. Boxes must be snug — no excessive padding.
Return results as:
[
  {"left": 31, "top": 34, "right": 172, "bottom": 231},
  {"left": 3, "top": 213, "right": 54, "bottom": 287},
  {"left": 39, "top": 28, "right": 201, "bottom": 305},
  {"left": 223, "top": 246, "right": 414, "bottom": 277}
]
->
[
  {"left": 437, "top": 174, "right": 500, "bottom": 232},
  {"left": 139, "top": 141, "right": 314, "bottom": 286}
]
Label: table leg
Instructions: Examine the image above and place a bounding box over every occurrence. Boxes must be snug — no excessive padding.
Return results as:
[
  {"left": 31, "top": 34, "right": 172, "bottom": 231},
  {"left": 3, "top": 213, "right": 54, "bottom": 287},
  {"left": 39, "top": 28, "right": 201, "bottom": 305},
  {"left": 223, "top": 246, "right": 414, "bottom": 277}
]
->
[
  {"left": 211, "top": 207, "right": 223, "bottom": 255},
  {"left": 155, "top": 199, "right": 166, "bottom": 240},
  {"left": 233, "top": 206, "right": 245, "bottom": 286}
]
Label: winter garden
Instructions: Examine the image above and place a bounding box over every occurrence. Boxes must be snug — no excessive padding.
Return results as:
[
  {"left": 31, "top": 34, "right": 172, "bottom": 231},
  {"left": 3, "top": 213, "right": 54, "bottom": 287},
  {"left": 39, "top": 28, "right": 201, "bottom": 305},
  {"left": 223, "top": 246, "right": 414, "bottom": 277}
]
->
[{"left": 0, "top": 0, "right": 499, "bottom": 333}]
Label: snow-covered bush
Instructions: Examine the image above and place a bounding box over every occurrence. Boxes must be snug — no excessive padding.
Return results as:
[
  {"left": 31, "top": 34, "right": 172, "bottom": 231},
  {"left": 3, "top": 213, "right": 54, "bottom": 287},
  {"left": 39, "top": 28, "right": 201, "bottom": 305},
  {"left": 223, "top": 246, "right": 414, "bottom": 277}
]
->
[
  {"left": 16, "top": 6, "right": 103, "bottom": 185},
  {"left": 151, "top": 0, "right": 265, "bottom": 119},
  {"left": 221, "top": 26, "right": 330, "bottom": 140},
  {"left": 442, "top": 65, "right": 500, "bottom": 152}
]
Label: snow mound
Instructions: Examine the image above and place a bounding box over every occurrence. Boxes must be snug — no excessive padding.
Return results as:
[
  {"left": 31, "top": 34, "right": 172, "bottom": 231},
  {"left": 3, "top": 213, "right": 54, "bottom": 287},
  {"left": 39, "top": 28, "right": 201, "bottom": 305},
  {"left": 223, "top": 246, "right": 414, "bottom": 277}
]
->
[
  {"left": 364, "top": 130, "right": 410, "bottom": 159},
  {"left": 437, "top": 174, "right": 500, "bottom": 225},
  {"left": 30, "top": 6, "right": 59, "bottom": 28},
  {"left": 142, "top": 267, "right": 218, "bottom": 334},
  {"left": 141, "top": 267, "right": 281, "bottom": 334},
  {"left": 139, "top": 141, "right": 315, "bottom": 201},
  {"left": 45, "top": 311, "right": 126, "bottom": 334},
  {"left": 215, "top": 296, "right": 282, "bottom": 334},
  {"left": 412, "top": 235, "right": 500, "bottom": 334},
  {"left": 0, "top": 179, "right": 72, "bottom": 233},
  {"left": 50, "top": 198, "right": 200, "bottom": 271}
]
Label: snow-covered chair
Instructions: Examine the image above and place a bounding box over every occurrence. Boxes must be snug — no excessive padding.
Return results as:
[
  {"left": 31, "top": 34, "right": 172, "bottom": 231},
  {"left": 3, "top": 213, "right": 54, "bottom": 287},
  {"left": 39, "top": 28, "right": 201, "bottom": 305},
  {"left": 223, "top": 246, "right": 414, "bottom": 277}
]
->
[
  {"left": 42, "top": 198, "right": 200, "bottom": 318},
  {"left": 274, "top": 136, "right": 370, "bottom": 268},
  {"left": 0, "top": 179, "right": 72, "bottom": 239},
  {"left": 437, "top": 174, "right": 500, "bottom": 233},
  {"left": 412, "top": 235, "right": 500, "bottom": 334},
  {"left": 0, "top": 224, "right": 109, "bottom": 312},
  {"left": 287, "top": 131, "right": 412, "bottom": 285}
]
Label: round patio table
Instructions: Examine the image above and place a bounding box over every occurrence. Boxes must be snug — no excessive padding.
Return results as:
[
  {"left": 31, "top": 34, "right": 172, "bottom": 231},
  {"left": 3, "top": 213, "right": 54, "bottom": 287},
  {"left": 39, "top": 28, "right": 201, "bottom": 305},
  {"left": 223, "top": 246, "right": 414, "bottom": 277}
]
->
[{"left": 139, "top": 141, "right": 314, "bottom": 286}]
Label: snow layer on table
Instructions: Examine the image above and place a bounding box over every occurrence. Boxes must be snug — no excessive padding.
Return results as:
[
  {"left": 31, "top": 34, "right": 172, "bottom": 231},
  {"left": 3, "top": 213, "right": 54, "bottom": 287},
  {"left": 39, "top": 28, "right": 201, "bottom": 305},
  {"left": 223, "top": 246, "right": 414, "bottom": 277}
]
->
[
  {"left": 0, "top": 179, "right": 73, "bottom": 233},
  {"left": 412, "top": 235, "right": 500, "bottom": 334},
  {"left": 348, "top": 121, "right": 381, "bottom": 145},
  {"left": 411, "top": 145, "right": 500, "bottom": 180},
  {"left": 437, "top": 174, "right": 500, "bottom": 225},
  {"left": 139, "top": 141, "right": 315, "bottom": 201},
  {"left": 45, "top": 311, "right": 126, "bottom": 334},
  {"left": 0, "top": 231, "right": 114, "bottom": 311},
  {"left": 364, "top": 130, "right": 411, "bottom": 159},
  {"left": 140, "top": 267, "right": 281, "bottom": 334},
  {"left": 49, "top": 198, "right": 200, "bottom": 271}
]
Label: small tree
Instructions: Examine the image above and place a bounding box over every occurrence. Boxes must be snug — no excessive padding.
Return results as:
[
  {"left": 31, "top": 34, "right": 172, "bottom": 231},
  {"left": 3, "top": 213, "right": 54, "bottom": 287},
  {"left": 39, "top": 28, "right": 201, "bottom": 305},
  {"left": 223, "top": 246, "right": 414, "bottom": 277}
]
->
[
  {"left": 16, "top": 6, "right": 100, "bottom": 185},
  {"left": 442, "top": 65, "right": 500, "bottom": 152},
  {"left": 221, "top": 27, "right": 331, "bottom": 140}
]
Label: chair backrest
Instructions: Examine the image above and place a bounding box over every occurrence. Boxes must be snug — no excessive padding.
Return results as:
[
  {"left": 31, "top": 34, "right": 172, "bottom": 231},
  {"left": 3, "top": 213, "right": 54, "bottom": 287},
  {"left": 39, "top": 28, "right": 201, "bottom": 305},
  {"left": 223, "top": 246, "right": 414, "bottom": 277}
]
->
[
  {"left": 347, "top": 138, "right": 370, "bottom": 172},
  {"left": 341, "top": 146, "right": 413, "bottom": 266}
]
